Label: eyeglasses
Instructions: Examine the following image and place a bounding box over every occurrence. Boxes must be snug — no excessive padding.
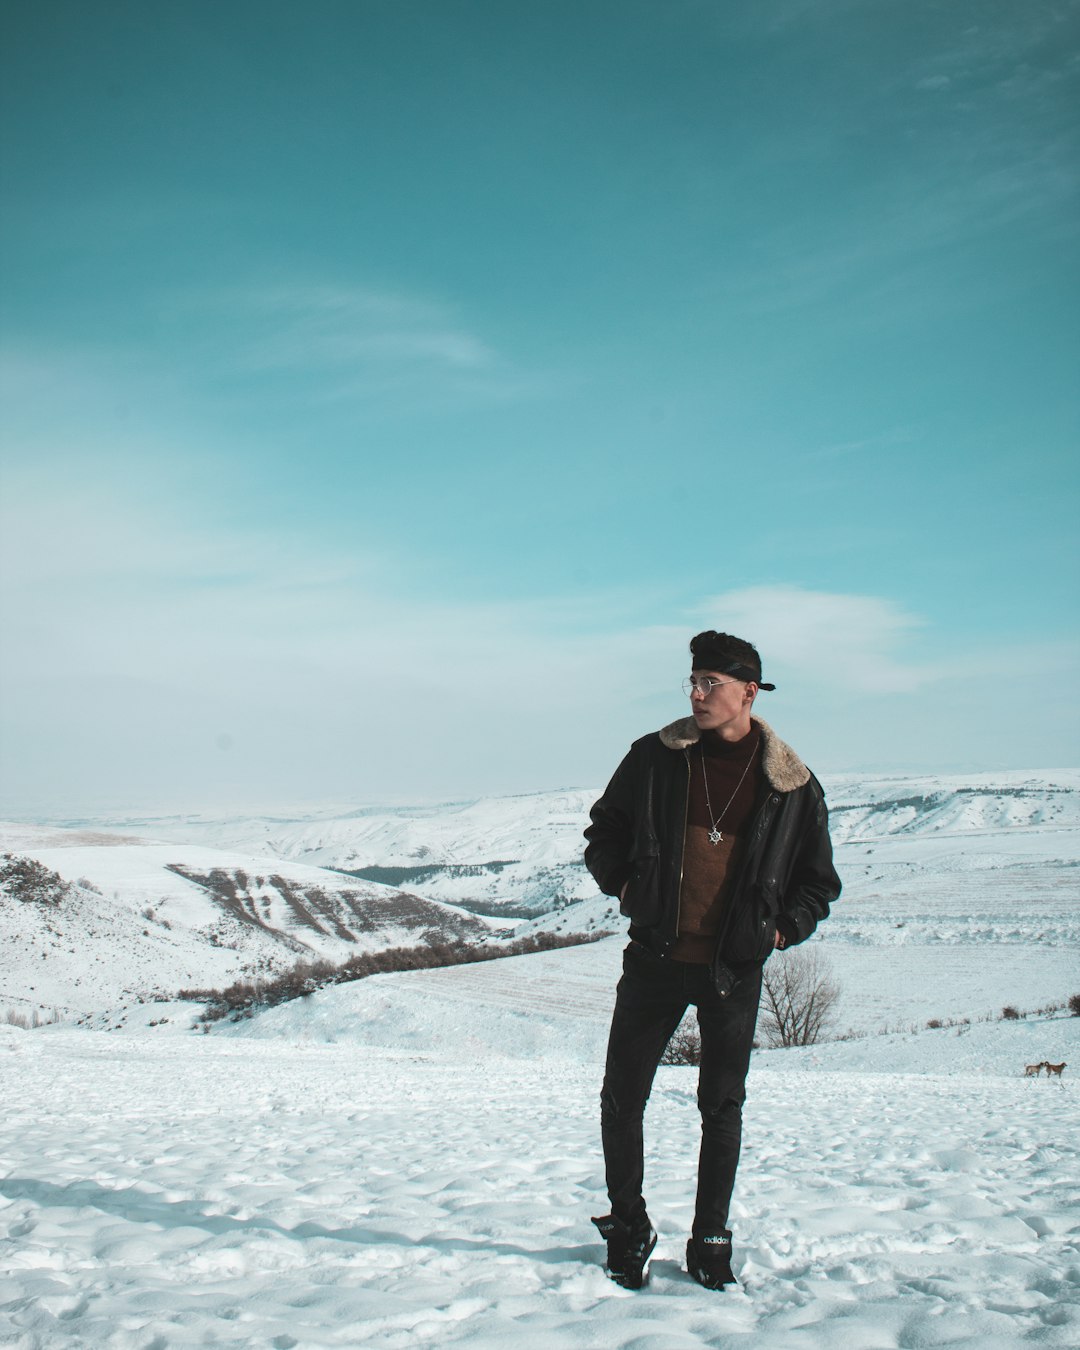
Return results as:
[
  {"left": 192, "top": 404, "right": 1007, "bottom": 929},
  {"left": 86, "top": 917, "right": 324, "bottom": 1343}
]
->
[{"left": 682, "top": 676, "right": 739, "bottom": 698}]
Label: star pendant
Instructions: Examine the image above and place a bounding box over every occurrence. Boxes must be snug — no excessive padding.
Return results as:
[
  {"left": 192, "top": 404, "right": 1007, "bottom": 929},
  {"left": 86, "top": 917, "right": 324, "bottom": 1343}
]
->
[{"left": 708, "top": 829, "right": 723, "bottom": 845}]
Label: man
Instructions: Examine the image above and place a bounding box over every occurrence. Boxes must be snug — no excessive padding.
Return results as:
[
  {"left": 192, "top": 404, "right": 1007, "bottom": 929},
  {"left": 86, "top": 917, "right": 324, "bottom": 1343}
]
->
[{"left": 584, "top": 630, "right": 840, "bottom": 1291}]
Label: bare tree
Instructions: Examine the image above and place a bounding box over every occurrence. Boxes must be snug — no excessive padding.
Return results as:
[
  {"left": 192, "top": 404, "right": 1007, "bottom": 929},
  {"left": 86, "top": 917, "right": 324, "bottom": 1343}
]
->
[
  {"left": 661, "top": 1013, "right": 702, "bottom": 1065},
  {"left": 759, "top": 945, "right": 840, "bottom": 1048}
]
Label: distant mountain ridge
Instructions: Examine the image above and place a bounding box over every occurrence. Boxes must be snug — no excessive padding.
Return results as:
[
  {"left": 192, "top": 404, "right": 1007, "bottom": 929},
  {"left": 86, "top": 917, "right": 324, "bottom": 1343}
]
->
[
  {"left": 81, "top": 771, "right": 1080, "bottom": 864},
  {"left": 824, "top": 779, "right": 1079, "bottom": 843},
  {"left": 3, "top": 769, "right": 1077, "bottom": 1020}
]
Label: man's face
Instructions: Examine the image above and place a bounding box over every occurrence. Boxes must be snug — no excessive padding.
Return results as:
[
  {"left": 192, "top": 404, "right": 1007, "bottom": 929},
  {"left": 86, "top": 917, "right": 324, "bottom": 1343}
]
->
[{"left": 688, "top": 669, "right": 756, "bottom": 735}]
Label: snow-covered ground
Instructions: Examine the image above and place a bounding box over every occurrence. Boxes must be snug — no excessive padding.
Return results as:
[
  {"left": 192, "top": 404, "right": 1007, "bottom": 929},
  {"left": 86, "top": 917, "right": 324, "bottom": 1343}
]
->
[
  {"left": 3, "top": 1003, "right": 1078, "bottom": 1349},
  {"left": 214, "top": 935, "right": 1078, "bottom": 1063},
  {"left": 3, "top": 771, "right": 1079, "bottom": 1345}
]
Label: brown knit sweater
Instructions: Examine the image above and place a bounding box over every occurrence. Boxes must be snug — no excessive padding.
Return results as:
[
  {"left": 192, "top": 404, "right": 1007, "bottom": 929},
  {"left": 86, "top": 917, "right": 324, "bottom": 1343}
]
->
[{"left": 669, "top": 725, "right": 762, "bottom": 963}]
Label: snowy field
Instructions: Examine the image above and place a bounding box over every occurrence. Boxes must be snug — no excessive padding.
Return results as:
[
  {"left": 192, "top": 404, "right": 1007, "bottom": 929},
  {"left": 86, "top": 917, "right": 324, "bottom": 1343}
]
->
[
  {"left": 3, "top": 771, "right": 1079, "bottom": 1346},
  {"left": 3, "top": 951, "right": 1079, "bottom": 1349}
]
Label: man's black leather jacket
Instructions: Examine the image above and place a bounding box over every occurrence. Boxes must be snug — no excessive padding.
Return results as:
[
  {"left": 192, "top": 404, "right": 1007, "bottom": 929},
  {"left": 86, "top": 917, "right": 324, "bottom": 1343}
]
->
[{"left": 584, "top": 716, "right": 841, "bottom": 996}]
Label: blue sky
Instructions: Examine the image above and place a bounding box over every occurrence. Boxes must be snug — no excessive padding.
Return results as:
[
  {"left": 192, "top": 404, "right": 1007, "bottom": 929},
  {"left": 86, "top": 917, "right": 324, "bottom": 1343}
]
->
[{"left": 1, "top": 0, "right": 1078, "bottom": 817}]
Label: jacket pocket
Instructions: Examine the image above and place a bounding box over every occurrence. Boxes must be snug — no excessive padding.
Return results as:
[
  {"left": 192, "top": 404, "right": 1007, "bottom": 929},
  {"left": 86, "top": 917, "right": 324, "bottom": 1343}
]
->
[
  {"left": 722, "top": 885, "right": 777, "bottom": 964},
  {"left": 620, "top": 853, "right": 661, "bottom": 927}
]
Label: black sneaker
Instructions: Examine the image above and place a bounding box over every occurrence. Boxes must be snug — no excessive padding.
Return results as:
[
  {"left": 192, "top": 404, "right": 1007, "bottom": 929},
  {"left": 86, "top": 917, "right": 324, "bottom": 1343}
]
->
[
  {"left": 591, "top": 1213, "right": 657, "bottom": 1289},
  {"left": 686, "top": 1231, "right": 736, "bottom": 1289}
]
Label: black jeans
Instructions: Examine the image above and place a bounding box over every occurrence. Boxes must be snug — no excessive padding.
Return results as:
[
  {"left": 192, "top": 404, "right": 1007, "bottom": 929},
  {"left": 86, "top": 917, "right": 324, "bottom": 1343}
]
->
[{"left": 600, "top": 941, "right": 762, "bottom": 1238}]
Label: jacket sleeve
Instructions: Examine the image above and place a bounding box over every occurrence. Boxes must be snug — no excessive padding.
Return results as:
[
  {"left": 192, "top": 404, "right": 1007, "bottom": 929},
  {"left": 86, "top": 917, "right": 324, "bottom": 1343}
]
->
[
  {"left": 583, "top": 745, "right": 638, "bottom": 899},
  {"left": 775, "top": 785, "right": 841, "bottom": 948}
]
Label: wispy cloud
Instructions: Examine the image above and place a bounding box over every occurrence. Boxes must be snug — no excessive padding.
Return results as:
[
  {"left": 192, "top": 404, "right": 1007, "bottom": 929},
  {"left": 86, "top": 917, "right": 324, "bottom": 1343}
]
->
[
  {"left": 711, "top": 8, "right": 1078, "bottom": 324},
  {"left": 803, "top": 428, "right": 917, "bottom": 464},
  {"left": 906, "top": 7, "right": 1079, "bottom": 100},
  {"left": 3, "top": 470, "right": 1077, "bottom": 814},
  {"left": 232, "top": 285, "right": 496, "bottom": 373},
  {"left": 169, "top": 281, "right": 557, "bottom": 406},
  {"left": 696, "top": 585, "right": 931, "bottom": 695},
  {"left": 0, "top": 471, "right": 679, "bottom": 810}
]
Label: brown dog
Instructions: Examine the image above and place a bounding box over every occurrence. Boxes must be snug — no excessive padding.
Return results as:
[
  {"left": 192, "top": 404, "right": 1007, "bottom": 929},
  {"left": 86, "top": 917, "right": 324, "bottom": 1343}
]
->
[
  {"left": 1024, "top": 1062, "right": 1045, "bottom": 1076},
  {"left": 1044, "top": 1062, "right": 1067, "bottom": 1077}
]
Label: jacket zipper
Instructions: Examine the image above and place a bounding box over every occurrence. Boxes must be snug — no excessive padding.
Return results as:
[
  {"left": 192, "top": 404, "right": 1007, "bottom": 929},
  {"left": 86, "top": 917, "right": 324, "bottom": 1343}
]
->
[
  {"left": 675, "top": 747, "right": 691, "bottom": 941},
  {"left": 709, "top": 788, "right": 778, "bottom": 982}
]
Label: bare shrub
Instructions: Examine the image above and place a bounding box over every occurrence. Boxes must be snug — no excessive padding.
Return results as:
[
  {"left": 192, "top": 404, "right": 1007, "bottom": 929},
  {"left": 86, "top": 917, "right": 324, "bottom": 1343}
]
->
[
  {"left": 1002, "top": 1005, "right": 1021, "bottom": 1020},
  {"left": 0, "top": 855, "right": 72, "bottom": 906},
  {"left": 661, "top": 1019, "right": 701, "bottom": 1065},
  {"left": 179, "top": 928, "right": 613, "bottom": 1025},
  {"left": 759, "top": 945, "right": 840, "bottom": 1048},
  {"left": 4, "top": 1007, "right": 61, "bottom": 1029},
  {"left": 1069, "top": 993, "right": 1080, "bottom": 1018}
]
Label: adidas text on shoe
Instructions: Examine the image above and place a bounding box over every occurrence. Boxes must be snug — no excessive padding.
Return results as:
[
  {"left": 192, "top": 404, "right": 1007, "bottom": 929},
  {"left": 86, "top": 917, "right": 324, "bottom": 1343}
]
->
[{"left": 686, "top": 1231, "right": 736, "bottom": 1290}]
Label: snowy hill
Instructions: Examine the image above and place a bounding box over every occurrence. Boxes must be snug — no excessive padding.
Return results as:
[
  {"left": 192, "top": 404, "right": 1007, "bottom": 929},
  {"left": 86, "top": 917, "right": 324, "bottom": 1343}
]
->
[
  {"left": 219, "top": 927, "right": 1079, "bottom": 1064},
  {"left": 93, "top": 789, "right": 605, "bottom": 920},
  {"left": 822, "top": 769, "right": 1080, "bottom": 841},
  {"left": 96, "top": 769, "right": 1080, "bottom": 861},
  {"left": 0, "top": 823, "right": 501, "bottom": 1019},
  {"left": 99, "top": 787, "right": 601, "bottom": 868},
  {"left": 3, "top": 768, "right": 1078, "bottom": 1022},
  {"left": 84, "top": 771, "right": 1080, "bottom": 924}
]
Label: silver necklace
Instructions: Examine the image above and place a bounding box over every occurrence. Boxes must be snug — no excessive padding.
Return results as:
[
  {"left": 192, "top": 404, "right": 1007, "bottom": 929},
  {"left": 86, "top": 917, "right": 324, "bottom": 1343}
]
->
[{"left": 701, "top": 739, "right": 759, "bottom": 845}]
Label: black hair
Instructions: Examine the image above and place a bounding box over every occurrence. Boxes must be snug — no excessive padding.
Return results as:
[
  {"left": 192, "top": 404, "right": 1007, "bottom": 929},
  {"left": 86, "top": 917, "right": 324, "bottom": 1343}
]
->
[{"left": 689, "top": 631, "right": 774, "bottom": 689}]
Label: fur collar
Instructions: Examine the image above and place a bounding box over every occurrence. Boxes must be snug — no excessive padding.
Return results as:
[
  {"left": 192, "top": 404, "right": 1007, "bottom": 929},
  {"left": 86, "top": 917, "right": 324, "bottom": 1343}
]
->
[{"left": 657, "top": 716, "right": 810, "bottom": 793}]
